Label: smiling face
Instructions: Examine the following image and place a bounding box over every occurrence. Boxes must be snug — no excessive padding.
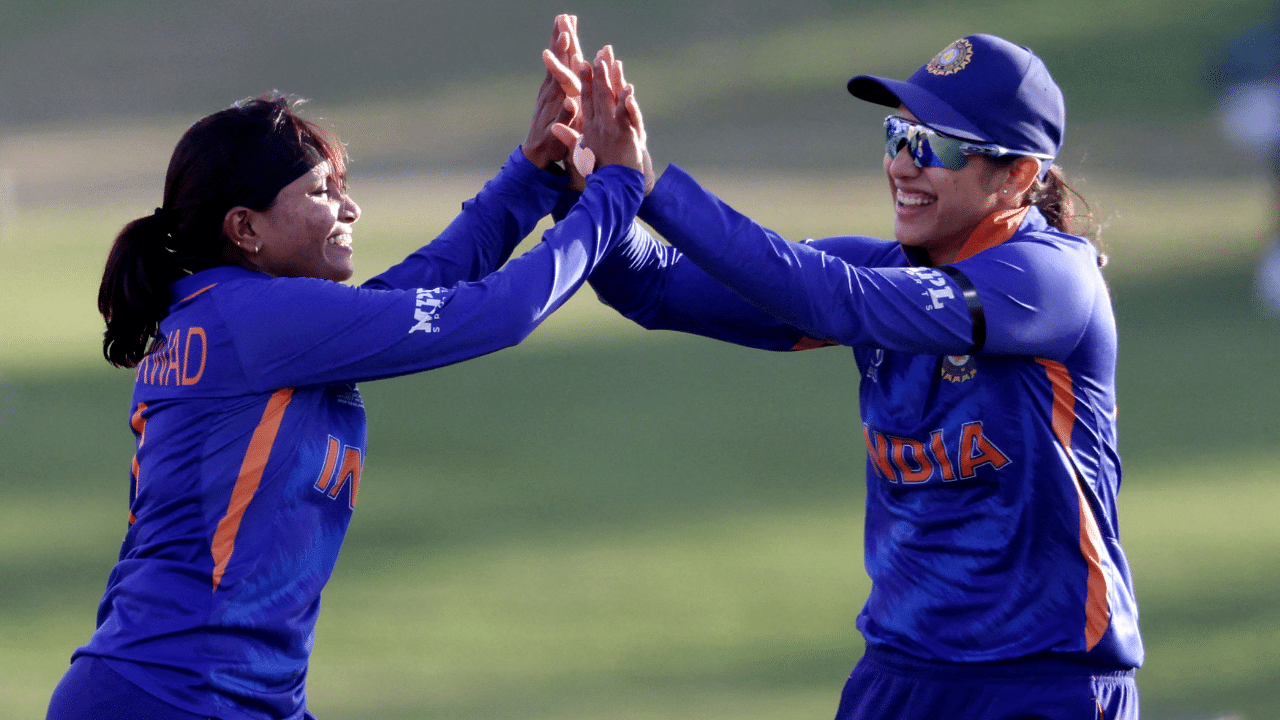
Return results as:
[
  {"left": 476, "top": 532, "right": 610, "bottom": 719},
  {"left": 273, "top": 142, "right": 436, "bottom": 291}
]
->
[
  {"left": 242, "top": 161, "right": 361, "bottom": 281},
  {"left": 883, "top": 108, "right": 1007, "bottom": 265}
]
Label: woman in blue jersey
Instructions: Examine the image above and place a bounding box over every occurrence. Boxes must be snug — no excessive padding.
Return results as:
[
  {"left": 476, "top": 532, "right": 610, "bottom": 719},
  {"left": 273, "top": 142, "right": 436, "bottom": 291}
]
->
[
  {"left": 47, "top": 15, "right": 648, "bottom": 720},
  {"left": 579, "top": 34, "right": 1144, "bottom": 719}
]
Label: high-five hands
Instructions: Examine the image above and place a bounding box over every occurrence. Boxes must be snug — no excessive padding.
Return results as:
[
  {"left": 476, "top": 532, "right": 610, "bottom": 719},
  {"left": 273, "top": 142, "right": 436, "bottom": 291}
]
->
[
  {"left": 534, "top": 15, "right": 652, "bottom": 191},
  {"left": 522, "top": 15, "right": 586, "bottom": 170},
  {"left": 550, "top": 45, "right": 644, "bottom": 173}
]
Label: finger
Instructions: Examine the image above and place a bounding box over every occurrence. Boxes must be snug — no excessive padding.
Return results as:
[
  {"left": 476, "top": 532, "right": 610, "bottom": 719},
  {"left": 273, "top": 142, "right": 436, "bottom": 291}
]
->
[
  {"left": 549, "top": 14, "right": 563, "bottom": 45},
  {"left": 614, "top": 84, "right": 633, "bottom": 125},
  {"left": 551, "top": 18, "right": 579, "bottom": 81},
  {"left": 589, "top": 53, "right": 613, "bottom": 122},
  {"left": 597, "top": 46, "right": 619, "bottom": 100},
  {"left": 550, "top": 122, "right": 581, "bottom": 149},
  {"left": 542, "top": 49, "right": 582, "bottom": 97},
  {"left": 566, "top": 15, "right": 583, "bottom": 63},
  {"left": 622, "top": 84, "right": 645, "bottom": 139},
  {"left": 556, "top": 14, "right": 585, "bottom": 72},
  {"left": 561, "top": 96, "right": 582, "bottom": 128},
  {"left": 580, "top": 67, "right": 597, "bottom": 126},
  {"left": 611, "top": 59, "right": 626, "bottom": 102},
  {"left": 571, "top": 57, "right": 592, "bottom": 89},
  {"left": 594, "top": 47, "right": 618, "bottom": 104},
  {"left": 552, "top": 23, "right": 574, "bottom": 67}
]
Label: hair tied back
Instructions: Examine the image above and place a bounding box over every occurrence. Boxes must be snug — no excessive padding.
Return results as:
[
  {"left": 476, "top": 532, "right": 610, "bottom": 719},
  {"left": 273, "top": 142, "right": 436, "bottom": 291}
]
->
[{"left": 150, "top": 206, "right": 177, "bottom": 240}]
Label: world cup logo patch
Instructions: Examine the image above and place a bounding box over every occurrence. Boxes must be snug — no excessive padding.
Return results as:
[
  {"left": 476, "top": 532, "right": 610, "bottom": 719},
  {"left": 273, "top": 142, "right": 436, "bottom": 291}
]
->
[
  {"left": 927, "top": 39, "right": 974, "bottom": 76},
  {"left": 940, "top": 354, "right": 977, "bottom": 383}
]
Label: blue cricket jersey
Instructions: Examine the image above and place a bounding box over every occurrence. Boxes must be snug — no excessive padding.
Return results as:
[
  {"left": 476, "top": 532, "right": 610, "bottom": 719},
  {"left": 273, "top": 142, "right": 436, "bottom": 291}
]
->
[
  {"left": 588, "top": 164, "right": 1143, "bottom": 670},
  {"left": 73, "top": 150, "right": 644, "bottom": 719}
]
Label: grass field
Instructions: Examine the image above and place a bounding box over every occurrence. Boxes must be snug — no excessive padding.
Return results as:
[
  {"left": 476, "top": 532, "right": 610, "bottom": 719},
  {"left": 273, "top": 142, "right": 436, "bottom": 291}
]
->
[{"left": 2, "top": 164, "right": 1279, "bottom": 719}]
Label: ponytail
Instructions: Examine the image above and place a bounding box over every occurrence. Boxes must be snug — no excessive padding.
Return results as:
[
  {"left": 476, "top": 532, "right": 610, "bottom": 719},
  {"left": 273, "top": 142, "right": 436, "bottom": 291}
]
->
[
  {"left": 98, "top": 209, "right": 186, "bottom": 368},
  {"left": 1026, "top": 164, "right": 1107, "bottom": 267},
  {"left": 96, "top": 91, "right": 350, "bottom": 369}
]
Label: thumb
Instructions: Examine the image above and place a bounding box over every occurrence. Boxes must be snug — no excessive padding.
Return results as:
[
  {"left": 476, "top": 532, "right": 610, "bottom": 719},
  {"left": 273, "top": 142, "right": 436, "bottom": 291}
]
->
[{"left": 550, "top": 123, "right": 581, "bottom": 149}]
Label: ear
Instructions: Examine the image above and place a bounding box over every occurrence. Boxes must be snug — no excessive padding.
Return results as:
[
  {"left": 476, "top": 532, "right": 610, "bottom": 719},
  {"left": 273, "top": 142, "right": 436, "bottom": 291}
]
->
[
  {"left": 222, "top": 206, "right": 260, "bottom": 254},
  {"left": 1000, "top": 156, "right": 1041, "bottom": 202}
]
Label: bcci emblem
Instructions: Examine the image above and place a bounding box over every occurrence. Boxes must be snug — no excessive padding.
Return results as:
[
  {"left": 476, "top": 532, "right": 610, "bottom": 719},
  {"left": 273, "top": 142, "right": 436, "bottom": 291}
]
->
[
  {"left": 927, "top": 39, "right": 974, "bottom": 76},
  {"left": 940, "top": 355, "right": 977, "bottom": 383}
]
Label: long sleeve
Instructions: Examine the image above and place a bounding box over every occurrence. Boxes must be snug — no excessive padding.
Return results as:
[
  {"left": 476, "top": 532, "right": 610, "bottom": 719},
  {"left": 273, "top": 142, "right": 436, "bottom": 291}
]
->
[
  {"left": 638, "top": 164, "right": 1100, "bottom": 358},
  {"left": 363, "top": 147, "right": 568, "bottom": 291},
  {"left": 588, "top": 220, "right": 809, "bottom": 351},
  {"left": 165, "top": 165, "right": 645, "bottom": 392}
]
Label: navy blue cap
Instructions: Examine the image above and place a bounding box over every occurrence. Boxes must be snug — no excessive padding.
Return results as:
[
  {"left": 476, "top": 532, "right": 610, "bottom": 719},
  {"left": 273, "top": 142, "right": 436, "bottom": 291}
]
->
[{"left": 848, "top": 34, "right": 1065, "bottom": 164}]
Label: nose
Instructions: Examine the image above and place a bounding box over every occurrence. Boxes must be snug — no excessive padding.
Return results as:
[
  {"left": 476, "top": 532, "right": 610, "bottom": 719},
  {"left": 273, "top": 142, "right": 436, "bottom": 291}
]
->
[
  {"left": 339, "top": 193, "right": 361, "bottom": 223},
  {"left": 885, "top": 146, "right": 921, "bottom": 178}
]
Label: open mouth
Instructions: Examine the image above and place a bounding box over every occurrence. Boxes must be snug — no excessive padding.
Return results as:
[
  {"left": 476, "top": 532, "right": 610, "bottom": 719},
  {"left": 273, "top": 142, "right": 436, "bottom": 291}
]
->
[
  {"left": 327, "top": 233, "right": 353, "bottom": 249},
  {"left": 895, "top": 189, "right": 934, "bottom": 208}
]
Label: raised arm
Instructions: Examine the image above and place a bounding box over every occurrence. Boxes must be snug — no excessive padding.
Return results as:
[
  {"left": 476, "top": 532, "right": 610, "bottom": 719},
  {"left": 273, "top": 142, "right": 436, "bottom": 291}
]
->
[
  {"left": 639, "top": 165, "right": 1101, "bottom": 358},
  {"left": 363, "top": 14, "right": 587, "bottom": 292},
  {"left": 588, "top": 220, "right": 813, "bottom": 351},
  {"left": 227, "top": 42, "right": 651, "bottom": 390}
]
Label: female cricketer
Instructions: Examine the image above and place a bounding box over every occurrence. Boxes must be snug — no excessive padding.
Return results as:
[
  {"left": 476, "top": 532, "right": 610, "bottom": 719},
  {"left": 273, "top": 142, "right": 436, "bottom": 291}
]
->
[
  {"left": 47, "top": 16, "right": 646, "bottom": 720},
  {"left": 582, "top": 34, "right": 1144, "bottom": 719}
]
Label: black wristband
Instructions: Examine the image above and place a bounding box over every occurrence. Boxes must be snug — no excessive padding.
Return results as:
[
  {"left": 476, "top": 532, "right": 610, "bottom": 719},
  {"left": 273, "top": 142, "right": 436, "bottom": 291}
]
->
[{"left": 939, "top": 265, "right": 986, "bottom": 355}]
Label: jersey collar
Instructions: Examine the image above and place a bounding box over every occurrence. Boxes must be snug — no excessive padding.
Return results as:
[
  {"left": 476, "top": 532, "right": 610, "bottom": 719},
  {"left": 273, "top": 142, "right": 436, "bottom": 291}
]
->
[
  {"left": 170, "top": 265, "right": 271, "bottom": 307},
  {"left": 953, "top": 206, "right": 1031, "bottom": 262}
]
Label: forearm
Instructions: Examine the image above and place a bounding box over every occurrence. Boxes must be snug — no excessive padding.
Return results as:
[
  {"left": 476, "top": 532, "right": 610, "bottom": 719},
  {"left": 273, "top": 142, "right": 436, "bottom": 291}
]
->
[
  {"left": 364, "top": 148, "right": 569, "bottom": 291},
  {"left": 589, "top": 220, "right": 805, "bottom": 351},
  {"left": 238, "top": 166, "right": 645, "bottom": 389},
  {"left": 639, "top": 165, "right": 977, "bottom": 353}
]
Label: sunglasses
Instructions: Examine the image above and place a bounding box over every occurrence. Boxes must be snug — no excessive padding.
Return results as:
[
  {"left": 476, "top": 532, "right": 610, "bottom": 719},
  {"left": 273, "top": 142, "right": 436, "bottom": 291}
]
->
[{"left": 883, "top": 115, "right": 1051, "bottom": 170}]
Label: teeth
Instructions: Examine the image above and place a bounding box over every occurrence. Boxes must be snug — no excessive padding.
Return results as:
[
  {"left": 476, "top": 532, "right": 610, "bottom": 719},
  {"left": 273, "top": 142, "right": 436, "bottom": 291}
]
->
[
  {"left": 328, "top": 234, "right": 352, "bottom": 248},
  {"left": 896, "top": 190, "right": 933, "bottom": 207}
]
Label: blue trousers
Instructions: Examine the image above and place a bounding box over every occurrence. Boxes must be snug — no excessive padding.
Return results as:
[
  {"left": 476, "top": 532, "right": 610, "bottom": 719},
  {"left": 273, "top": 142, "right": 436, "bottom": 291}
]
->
[{"left": 835, "top": 646, "right": 1139, "bottom": 720}]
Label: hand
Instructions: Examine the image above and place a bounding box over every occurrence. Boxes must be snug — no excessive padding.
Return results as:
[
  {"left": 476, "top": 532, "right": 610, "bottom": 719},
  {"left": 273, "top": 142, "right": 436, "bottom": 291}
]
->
[
  {"left": 550, "top": 45, "right": 647, "bottom": 178},
  {"left": 522, "top": 14, "right": 586, "bottom": 169},
  {"left": 539, "top": 15, "right": 592, "bottom": 188}
]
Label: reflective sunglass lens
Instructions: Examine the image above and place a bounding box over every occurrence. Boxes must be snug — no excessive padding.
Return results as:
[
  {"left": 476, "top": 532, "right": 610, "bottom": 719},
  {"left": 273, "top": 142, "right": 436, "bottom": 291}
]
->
[
  {"left": 926, "top": 138, "right": 969, "bottom": 170},
  {"left": 882, "top": 117, "right": 970, "bottom": 171}
]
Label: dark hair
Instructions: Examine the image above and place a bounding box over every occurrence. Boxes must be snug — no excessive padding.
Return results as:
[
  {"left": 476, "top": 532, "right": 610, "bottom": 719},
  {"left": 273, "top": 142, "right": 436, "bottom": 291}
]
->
[
  {"left": 1027, "top": 165, "right": 1107, "bottom": 266},
  {"left": 98, "top": 91, "right": 348, "bottom": 368},
  {"left": 987, "top": 158, "right": 1106, "bottom": 267}
]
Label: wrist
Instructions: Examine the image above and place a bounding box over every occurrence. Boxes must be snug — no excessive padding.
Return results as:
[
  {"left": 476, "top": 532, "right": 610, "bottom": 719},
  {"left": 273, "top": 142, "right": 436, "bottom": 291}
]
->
[{"left": 520, "top": 144, "right": 556, "bottom": 171}]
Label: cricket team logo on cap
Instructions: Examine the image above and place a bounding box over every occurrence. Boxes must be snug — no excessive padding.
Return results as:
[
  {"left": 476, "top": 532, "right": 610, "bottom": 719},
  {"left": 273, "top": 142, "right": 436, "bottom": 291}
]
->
[{"left": 926, "top": 38, "right": 974, "bottom": 76}]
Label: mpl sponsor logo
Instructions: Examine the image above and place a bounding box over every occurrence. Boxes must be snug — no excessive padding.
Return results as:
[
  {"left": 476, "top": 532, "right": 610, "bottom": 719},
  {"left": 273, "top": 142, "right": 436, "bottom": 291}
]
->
[
  {"left": 904, "top": 267, "right": 956, "bottom": 310},
  {"left": 410, "top": 288, "right": 445, "bottom": 334}
]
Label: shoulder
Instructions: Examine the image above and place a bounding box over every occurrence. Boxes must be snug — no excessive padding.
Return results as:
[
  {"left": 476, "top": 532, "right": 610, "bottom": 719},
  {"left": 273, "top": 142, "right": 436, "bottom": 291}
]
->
[
  {"left": 171, "top": 266, "right": 393, "bottom": 333},
  {"left": 964, "top": 216, "right": 1103, "bottom": 286},
  {"left": 804, "top": 235, "right": 906, "bottom": 266}
]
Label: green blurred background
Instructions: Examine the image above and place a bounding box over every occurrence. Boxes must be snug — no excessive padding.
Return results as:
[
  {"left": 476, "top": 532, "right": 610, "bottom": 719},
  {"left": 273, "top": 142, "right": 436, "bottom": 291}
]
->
[{"left": 2, "top": 0, "right": 1279, "bottom": 718}]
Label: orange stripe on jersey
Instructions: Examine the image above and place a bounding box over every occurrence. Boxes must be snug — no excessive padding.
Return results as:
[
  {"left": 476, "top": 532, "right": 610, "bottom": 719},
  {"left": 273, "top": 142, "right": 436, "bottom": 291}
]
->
[
  {"left": 1037, "top": 357, "right": 1110, "bottom": 650},
  {"left": 954, "top": 206, "right": 1028, "bottom": 262},
  {"left": 128, "top": 403, "right": 149, "bottom": 525},
  {"left": 181, "top": 284, "right": 218, "bottom": 303},
  {"left": 1037, "top": 358, "right": 1076, "bottom": 451},
  {"left": 791, "top": 336, "right": 838, "bottom": 351},
  {"left": 1074, "top": 477, "right": 1111, "bottom": 649},
  {"left": 210, "top": 388, "right": 294, "bottom": 592}
]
